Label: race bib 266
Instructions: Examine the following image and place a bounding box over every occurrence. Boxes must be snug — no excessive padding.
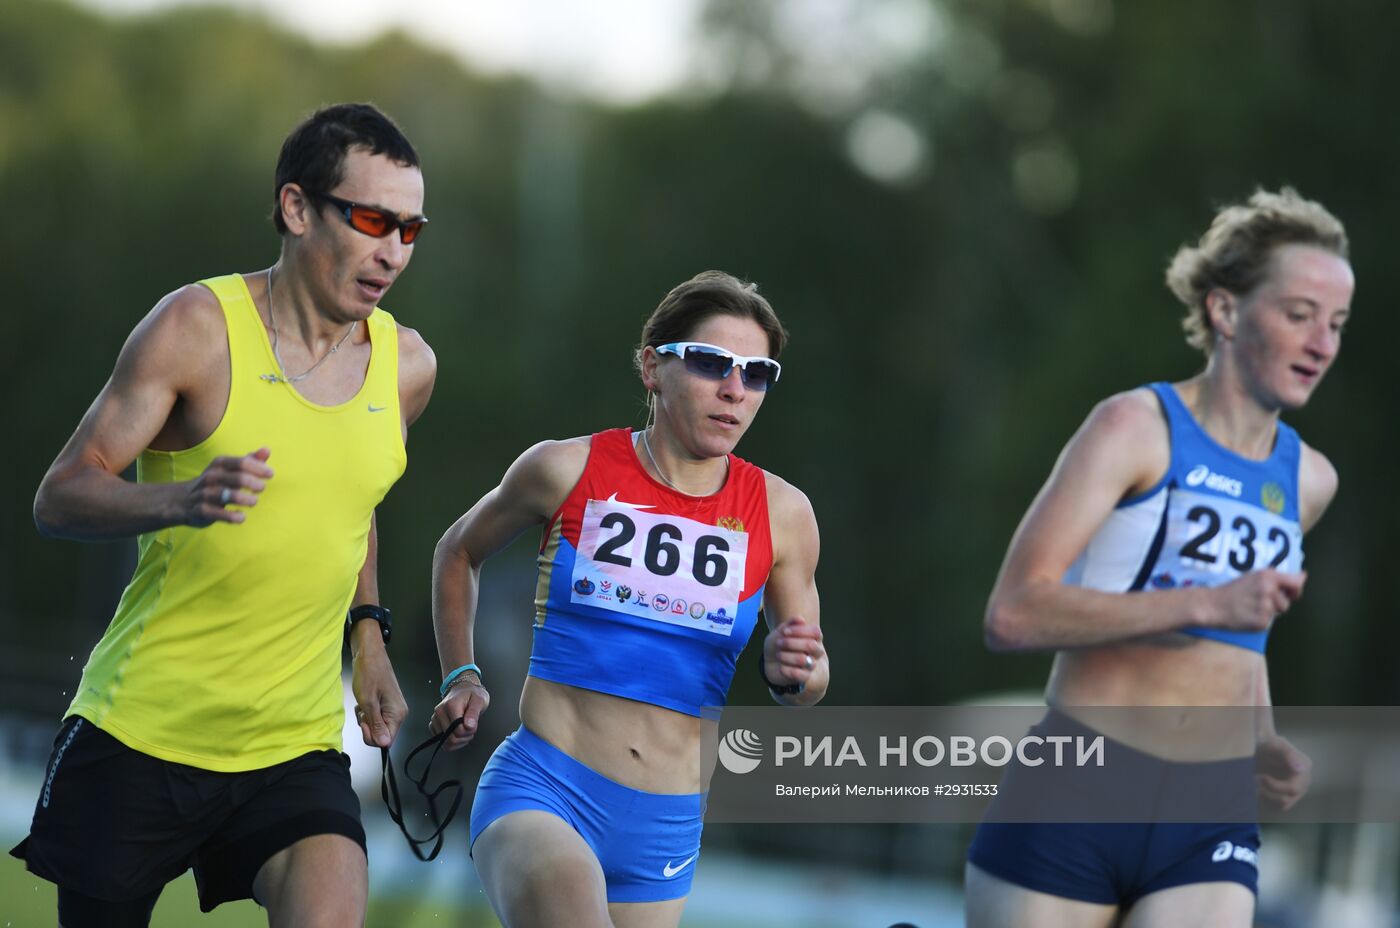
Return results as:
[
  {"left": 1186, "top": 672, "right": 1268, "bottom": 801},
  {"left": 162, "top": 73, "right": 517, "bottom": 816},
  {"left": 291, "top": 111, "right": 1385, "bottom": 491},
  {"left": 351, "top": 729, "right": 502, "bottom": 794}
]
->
[{"left": 570, "top": 498, "right": 748, "bottom": 636}]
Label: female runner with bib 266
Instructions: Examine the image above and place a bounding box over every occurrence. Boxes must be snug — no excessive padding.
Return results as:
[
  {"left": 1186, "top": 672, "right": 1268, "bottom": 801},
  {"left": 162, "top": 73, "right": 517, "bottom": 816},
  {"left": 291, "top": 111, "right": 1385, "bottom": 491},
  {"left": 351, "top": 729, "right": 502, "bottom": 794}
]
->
[{"left": 429, "top": 271, "right": 829, "bottom": 928}]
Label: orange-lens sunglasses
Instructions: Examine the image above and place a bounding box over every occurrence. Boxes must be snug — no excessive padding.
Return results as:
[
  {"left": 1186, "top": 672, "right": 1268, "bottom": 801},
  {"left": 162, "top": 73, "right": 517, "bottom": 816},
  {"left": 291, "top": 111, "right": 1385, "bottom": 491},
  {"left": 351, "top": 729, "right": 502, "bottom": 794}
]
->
[{"left": 313, "top": 192, "right": 428, "bottom": 244}]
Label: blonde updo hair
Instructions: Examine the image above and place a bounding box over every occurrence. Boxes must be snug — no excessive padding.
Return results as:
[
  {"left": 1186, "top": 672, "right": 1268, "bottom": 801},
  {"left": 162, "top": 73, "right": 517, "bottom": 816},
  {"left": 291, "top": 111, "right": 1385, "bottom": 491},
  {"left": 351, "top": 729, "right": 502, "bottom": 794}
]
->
[{"left": 1166, "top": 187, "right": 1348, "bottom": 355}]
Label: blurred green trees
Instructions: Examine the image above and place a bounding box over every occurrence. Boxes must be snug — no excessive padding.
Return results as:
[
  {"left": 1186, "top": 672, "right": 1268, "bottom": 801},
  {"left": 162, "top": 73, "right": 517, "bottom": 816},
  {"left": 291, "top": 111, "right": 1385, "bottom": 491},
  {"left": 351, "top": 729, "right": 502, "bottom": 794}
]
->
[{"left": 4, "top": 0, "right": 1395, "bottom": 721}]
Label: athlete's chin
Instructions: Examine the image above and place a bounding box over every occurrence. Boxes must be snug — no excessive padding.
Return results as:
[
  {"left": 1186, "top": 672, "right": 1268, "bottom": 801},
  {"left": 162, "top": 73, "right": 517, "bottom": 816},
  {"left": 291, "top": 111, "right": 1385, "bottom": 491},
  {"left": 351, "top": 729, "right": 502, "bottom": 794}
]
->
[
  {"left": 349, "top": 293, "right": 383, "bottom": 317},
  {"left": 326, "top": 294, "right": 378, "bottom": 323},
  {"left": 694, "top": 439, "right": 739, "bottom": 461},
  {"left": 698, "top": 422, "right": 748, "bottom": 456},
  {"left": 342, "top": 277, "right": 392, "bottom": 315},
  {"left": 1276, "top": 381, "right": 1322, "bottom": 411}
]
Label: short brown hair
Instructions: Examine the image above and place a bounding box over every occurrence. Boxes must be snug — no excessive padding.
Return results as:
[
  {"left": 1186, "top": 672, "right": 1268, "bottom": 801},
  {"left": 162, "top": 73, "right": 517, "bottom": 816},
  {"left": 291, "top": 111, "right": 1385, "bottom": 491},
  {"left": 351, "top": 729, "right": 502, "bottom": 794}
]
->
[
  {"left": 1166, "top": 187, "right": 1348, "bottom": 354},
  {"left": 635, "top": 271, "right": 789, "bottom": 375},
  {"left": 272, "top": 103, "right": 419, "bottom": 235}
]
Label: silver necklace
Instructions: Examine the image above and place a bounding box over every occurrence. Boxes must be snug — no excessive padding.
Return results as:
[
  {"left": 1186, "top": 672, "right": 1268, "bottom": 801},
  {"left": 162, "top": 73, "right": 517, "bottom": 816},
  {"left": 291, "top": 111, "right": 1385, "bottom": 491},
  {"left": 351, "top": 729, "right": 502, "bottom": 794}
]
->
[
  {"left": 642, "top": 427, "right": 728, "bottom": 494},
  {"left": 264, "top": 267, "right": 355, "bottom": 384}
]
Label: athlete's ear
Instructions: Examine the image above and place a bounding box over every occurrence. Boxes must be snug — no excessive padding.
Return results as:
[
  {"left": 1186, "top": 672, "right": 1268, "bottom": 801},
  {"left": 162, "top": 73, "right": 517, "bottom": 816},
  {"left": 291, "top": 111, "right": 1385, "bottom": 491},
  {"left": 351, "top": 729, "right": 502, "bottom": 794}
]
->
[
  {"left": 639, "top": 345, "right": 661, "bottom": 393},
  {"left": 1205, "top": 288, "right": 1237, "bottom": 342},
  {"left": 279, "top": 183, "right": 313, "bottom": 237}
]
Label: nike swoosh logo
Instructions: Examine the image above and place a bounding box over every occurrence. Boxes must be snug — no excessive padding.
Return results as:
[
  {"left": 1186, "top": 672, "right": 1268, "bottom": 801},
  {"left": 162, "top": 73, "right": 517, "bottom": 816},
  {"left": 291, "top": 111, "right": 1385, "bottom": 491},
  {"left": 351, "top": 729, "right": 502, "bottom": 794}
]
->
[
  {"left": 604, "top": 493, "right": 654, "bottom": 510},
  {"left": 662, "top": 854, "right": 697, "bottom": 878},
  {"left": 368, "top": 404, "right": 387, "bottom": 413}
]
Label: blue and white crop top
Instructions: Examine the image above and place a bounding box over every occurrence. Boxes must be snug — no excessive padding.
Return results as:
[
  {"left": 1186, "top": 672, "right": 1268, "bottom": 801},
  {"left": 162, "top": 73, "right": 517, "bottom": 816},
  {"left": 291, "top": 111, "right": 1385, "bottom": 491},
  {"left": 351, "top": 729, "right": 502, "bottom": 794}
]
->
[{"left": 1063, "top": 382, "right": 1304, "bottom": 653}]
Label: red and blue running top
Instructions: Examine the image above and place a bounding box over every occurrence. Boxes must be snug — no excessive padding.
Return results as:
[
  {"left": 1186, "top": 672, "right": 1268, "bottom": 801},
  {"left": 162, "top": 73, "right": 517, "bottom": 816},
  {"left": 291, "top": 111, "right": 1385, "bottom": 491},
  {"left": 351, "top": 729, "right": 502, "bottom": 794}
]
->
[{"left": 528, "top": 428, "right": 773, "bottom": 718}]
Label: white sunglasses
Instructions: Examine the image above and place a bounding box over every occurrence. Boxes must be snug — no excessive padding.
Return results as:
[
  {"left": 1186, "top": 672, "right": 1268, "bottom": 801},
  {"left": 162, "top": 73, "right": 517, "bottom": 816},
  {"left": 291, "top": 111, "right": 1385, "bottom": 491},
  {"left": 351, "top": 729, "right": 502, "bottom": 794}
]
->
[{"left": 655, "top": 342, "right": 782, "bottom": 391}]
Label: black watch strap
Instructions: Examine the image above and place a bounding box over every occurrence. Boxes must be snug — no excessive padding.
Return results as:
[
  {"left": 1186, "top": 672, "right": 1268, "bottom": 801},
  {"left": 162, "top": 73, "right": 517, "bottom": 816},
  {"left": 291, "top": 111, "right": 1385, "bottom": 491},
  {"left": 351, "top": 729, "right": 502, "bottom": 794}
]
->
[
  {"left": 347, "top": 604, "right": 392, "bottom": 647},
  {"left": 760, "top": 654, "right": 803, "bottom": 696}
]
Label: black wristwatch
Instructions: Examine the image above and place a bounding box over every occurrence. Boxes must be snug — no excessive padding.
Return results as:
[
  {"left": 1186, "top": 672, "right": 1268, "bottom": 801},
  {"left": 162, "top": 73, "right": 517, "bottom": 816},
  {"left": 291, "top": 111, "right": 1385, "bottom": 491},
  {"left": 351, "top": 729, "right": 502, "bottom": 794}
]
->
[
  {"left": 346, "top": 604, "right": 392, "bottom": 647},
  {"left": 760, "top": 654, "right": 804, "bottom": 696}
]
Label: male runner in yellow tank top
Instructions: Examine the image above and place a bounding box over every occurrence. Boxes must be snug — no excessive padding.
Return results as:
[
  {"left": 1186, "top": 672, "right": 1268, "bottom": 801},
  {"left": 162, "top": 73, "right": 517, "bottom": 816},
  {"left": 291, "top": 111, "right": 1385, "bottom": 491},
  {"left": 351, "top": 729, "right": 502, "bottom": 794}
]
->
[{"left": 11, "top": 103, "right": 437, "bottom": 928}]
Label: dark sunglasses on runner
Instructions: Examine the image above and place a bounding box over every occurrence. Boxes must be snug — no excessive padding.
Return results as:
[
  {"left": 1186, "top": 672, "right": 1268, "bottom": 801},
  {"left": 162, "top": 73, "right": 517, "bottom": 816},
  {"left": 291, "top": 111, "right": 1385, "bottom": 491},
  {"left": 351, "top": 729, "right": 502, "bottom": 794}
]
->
[
  {"left": 655, "top": 341, "right": 782, "bottom": 391},
  {"left": 311, "top": 191, "right": 428, "bottom": 244}
]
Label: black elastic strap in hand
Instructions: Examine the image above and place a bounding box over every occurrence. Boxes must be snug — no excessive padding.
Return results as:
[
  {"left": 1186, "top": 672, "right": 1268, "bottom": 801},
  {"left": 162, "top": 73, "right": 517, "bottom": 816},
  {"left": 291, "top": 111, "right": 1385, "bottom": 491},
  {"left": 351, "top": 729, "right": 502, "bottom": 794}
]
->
[{"left": 381, "top": 718, "right": 464, "bottom": 861}]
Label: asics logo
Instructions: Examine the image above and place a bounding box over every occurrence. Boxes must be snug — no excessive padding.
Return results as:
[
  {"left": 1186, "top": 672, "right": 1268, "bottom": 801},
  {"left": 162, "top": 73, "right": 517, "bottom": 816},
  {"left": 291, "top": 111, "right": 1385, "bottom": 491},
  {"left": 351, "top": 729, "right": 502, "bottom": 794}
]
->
[
  {"left": 663, "top": 854, "right": 697, "bottom": 878},
  {"left": 1186, "top": 464, "right": 1242, "bottom": 498},
  {"left": 1211, "top": 840, "right": 1258, "bottom": 868}
]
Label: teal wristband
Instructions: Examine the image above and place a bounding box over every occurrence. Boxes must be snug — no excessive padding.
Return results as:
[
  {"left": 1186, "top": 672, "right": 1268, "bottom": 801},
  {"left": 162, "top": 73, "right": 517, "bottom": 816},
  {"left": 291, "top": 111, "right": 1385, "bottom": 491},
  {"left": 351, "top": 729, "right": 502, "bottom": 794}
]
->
[{"left": 440, "top": 663, "right": 482, "bottom": 698}]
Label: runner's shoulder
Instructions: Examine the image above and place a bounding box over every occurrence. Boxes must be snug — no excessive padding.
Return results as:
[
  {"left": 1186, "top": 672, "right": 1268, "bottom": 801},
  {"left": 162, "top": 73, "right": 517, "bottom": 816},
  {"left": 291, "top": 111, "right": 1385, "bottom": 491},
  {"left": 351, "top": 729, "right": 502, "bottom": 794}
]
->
[
  {"left": 118, "top": 283, "right": 227, "bottom": 377},
  {"left": 763, "top": 470, "right": 816, "bottom": 534},
  {"left": 1082, "top": 387, "right": 1167, "bottom": 446},
  {"left": 1069, "top": 387, "right": 1170, "bottom": 492},
  {"left": 509, "top": 435, "right": 593, "bottom": 505},
  {"left": 1299, "top": 440, "right": 1338, "bottom": 529},
  {"left": 395, "top": 321, "right": 436, "bottom": 380}
]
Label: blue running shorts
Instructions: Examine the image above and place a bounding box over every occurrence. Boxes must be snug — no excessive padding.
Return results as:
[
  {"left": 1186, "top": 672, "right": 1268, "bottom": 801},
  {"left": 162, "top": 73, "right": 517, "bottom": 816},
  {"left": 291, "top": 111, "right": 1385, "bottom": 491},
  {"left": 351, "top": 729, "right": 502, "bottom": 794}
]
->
[{"left": 470, "top": 726, "right": 705, "bottom": 903}]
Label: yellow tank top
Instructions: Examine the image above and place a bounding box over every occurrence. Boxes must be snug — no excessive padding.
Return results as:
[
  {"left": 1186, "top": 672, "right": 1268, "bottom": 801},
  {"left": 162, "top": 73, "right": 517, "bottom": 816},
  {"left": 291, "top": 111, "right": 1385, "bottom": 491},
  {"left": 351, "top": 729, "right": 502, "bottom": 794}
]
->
[{"left": 67, "top": 274, "right": 407, "bottom": 771}]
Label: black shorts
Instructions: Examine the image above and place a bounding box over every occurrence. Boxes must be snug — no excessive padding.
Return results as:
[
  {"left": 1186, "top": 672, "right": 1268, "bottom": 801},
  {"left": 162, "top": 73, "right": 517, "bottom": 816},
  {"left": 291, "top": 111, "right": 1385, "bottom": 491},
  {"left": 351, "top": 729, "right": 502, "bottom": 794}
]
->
[{"left": 9, "top": 716, "right": 366, "bottom": 912}]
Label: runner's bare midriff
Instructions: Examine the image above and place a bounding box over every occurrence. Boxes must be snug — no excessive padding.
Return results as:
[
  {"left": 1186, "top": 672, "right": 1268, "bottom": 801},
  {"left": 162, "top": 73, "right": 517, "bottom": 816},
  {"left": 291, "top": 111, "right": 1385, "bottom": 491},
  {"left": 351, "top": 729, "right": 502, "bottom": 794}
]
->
[
  {"left": 521, "top": 677, "right": 708, "bottom": 793},
  {"left": 1047, "top": 635, "right": 1264, "bottom": 761}
]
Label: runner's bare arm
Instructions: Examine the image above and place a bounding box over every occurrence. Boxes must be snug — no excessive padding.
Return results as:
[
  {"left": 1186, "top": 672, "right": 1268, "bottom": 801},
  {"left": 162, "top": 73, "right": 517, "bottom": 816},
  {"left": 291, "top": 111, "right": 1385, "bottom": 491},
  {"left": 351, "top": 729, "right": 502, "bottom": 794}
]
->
[
  {"left": 1247, "top": 442, "right": 1333, "bottom": 807},
  {"left": 430, "top": 438, "right": 590, "bottom": 748},
  {"left": 349, "top": 513, "right": 409, "bottom": 747},
  {"left": 1297, "top": 442, "right": 1338, "bottom": 533},
  {"left": 34, "top": 284, "right": 273, "bottom": 539},
  {"left": 347, "top": 334, "right": 434, "bottom": 750},
  {"left": 1254, "top": 664, "right": 1311, "bottom": 810},
  {"left": 760, "top": 474, "right": 826, "bottom": 706},
  {"left": 349, "top": 327, "right": 437, "bottom": 747},
  {"left": 396, "top": 323, "right": 437, "bottom": 438}
]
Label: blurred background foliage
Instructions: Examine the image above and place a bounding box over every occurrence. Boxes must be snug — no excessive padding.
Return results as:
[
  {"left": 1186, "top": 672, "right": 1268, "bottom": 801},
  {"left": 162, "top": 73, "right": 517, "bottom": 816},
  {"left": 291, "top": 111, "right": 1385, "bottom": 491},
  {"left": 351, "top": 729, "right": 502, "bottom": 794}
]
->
[
  {"left": 1, "top": 0, "right": 1396, "bottom": 908},
  {"left": 4, "top": 0, "right": 1393, "bottom": 708}
]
